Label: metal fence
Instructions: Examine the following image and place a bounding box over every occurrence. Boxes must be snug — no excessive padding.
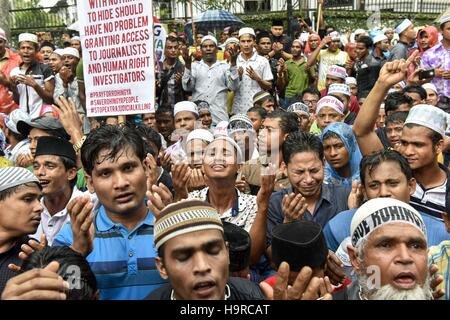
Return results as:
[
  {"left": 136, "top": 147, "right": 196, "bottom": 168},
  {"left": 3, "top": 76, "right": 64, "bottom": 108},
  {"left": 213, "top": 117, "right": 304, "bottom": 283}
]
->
[{"left": 323, "top": 0, "right": 448, "bottom": 13}]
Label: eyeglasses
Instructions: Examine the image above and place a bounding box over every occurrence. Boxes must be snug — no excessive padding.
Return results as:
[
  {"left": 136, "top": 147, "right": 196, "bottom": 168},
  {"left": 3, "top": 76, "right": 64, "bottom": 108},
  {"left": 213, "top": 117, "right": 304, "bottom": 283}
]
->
[{"left": 303, "top": 100, "right": 318, "bottom": 105}]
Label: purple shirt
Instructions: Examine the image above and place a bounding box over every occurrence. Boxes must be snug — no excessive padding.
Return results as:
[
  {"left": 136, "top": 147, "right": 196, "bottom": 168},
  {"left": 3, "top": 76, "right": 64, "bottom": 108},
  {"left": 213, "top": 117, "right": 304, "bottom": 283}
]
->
[{"left": 421, "top": 42, "right": 450, "bottom": 98}]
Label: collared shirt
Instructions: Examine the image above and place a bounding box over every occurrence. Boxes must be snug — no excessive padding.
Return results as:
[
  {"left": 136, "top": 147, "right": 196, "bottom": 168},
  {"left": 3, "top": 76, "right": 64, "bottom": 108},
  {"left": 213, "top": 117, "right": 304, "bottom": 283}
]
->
[
  {"left": 188, "top": 187, "right": 257, "bottom": 232},
  {"left": 11, "top": 61, "right": 54, "bottom": 119},
  {"left": 30, "top": 188, "right": 84, "bottom": 246},
  {"left": 285, "top": 57, "right": 310, "bottom": 98},
  {"left": 4, "top": 139, "right": 30, "bottom": 164},
  {"left": 266, "top": 184, "right": 350, "bottom": 247},
  {"left": 410, "top": 164, "right": 449, "bottom": 219},
  {"left": 53, "top": 204, "right": 166, "bottom": 300},
  {"left": 54, "top": 73, "right": 83, "bottom": 115},
  {"left": 323, "top": 208, "right": 450, "bottom": 252},
  {"left": 421, "top": 42, "right": 450, "bottom": 98},
  {"left": 429, "top": 240, "right": 450, "bottom": 300},
  {"left": 182, "top": 59, "right": 239, "bottom": 125},
  {"left": 233, "top": 52, "right": 273, "bottom": 115},
  {"left": 355, "top": 52, "right": 383, "bottom": 98},
  {"left": 317, "top": 49, "right": 349, "bottom": 91},
  {"left": 389, "top": 41, "right": 409, "bottom": 61}
]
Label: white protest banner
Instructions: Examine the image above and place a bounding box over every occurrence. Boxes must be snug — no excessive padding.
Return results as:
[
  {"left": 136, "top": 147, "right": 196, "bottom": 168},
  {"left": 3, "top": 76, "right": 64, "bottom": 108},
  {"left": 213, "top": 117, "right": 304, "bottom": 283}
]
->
[
  {"left": 77, "top": 0, "right": 154, "bottom": 117},
  {"left": 154, "top": 23, "right": 166, "bottom": 68}
]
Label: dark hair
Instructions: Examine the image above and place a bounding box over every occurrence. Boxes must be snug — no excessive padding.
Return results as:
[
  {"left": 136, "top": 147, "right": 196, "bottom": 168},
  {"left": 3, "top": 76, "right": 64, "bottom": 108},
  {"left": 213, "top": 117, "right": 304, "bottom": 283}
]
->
[
  {"left": 59, "top": 155, "right": 78, "bottom": 189},
  {"left": 81, "top": 125, "right": 145, "bottom": 176},
  {"left": 156, "top": 106, "right": 174, "bottom": 118},
  {"left": 21, "top": 246, "right": 97, "bottom": 300},
  {"left": 403, "top": 85, "right": 427, "bottom": 101},
  {"left": 384, "top": 92, "right": 412, "bottom": 114},
  {"left": 135, "top": 125, "right": 162, "bottom": 154},
  {"left": 256, "top": 31, "right": 272, "bottom": 44},
  {"left": 265, "top": 110, "right": 299, "bottom": 135},
  {"left": 385, "top": 111, "right": 408, "bottom": 127},
  {"left": 165, "top": 36, "right": 178, "bottom": 44},
  {"left": 0, "top": 182, "right": 41, "bottom": 202},
  {"left": 8, "top": 129, "right": 26, "bottom": 142},
  {"left": 283, "top": 131, "right": 323, "bottom": 164},
  {"left": 40, "top": 41, "right": 55, "bottom": 51},
  {"left": 228, "top": 26, "right": 240, "bottom": 35},
  {"left": 356, "top": 36, "right": 372, "bottom": 48},
  {"left": 322, "top": 131, "right": 341, "bottom": 142},
  {"left": 301, "top": 87, "right": 321, "bottom": 99},
  {"left": 404, "top": 123, "right": 443, "bottom": 147},
  {"left": 247, "top": 106, "right": 267, "bottom": 119},
  {"left": 360, "top": 149, "right": 412, "bottom": 186}
]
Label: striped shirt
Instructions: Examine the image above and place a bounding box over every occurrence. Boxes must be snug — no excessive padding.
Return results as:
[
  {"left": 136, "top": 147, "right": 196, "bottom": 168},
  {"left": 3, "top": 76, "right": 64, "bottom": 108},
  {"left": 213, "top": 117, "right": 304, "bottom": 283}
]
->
[
  {"left": 410, "top": 165, "right": 449, "bottom": 219},
  {"left": 53, "top": 204, "right": 166, "bottom": 300}
]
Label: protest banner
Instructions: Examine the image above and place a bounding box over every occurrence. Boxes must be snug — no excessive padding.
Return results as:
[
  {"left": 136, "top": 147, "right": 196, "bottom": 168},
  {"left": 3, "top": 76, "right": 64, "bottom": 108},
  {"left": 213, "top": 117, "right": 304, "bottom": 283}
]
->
[
  {"left": 77, "top": 0, "right": 155, "bottom": 117},
  {"left": 154, "top": 23, "right": 166, "bottom": 72}
]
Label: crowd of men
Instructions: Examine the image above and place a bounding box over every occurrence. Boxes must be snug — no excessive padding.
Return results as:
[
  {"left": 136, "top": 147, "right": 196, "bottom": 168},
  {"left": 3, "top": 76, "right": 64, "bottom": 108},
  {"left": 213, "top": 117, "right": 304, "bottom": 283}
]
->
[{"left": 0, "top": 5, "right": 449, "bottom": 301}]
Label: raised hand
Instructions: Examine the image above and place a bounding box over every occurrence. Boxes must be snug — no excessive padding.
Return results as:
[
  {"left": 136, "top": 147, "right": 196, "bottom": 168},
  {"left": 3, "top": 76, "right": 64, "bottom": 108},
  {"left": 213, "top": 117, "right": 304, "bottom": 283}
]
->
[
  {"left": 271, "top": 262, "right": 333, "bottom": 300},
  {"left": 174, "top": 72, "right": 183, "bottom": 85},
  {"left": 8, "top": 234, "right": 48, "bottom": 274},
  {"left": 325, "top": 250, "right": 346, "bottom": 285},
  {"left": 246, "top": 66, "right": 262, "bottom": 82},
  {"left": 235, "top": 174, "right": 251, "bottom": 194},
  {"left": 54, "top": 96, "right": 83, "bottom": 143},
  {"left": 282, "top": 192, "right": 308, "bottom": 223},
  {"left": 171, "top": 162, "right": 191, "bottom": 200},
  {"left": 227, "top": 43, "right": 240, "bottom": 66},
  {"left": 146, "top": 183, "right": 173, "bottom": 219},
  {"left": 188, "top": 168, "right": 206, "bottom": 191},
  {"left": 347, "top": 180, "right": 364, "bottom": 209},
  {"left": 144, "top": 153, "right": 160, "bottom": 191},
  {"left": 320, "top": 36, "right": 332, "bottom": 48},
  {"left": 16, "top": 152, "right": 34, "bottom": 168},
  {"left": 181, "top": 47, "right": 192, "bottom": 69},
  {"left": 67, "top": 195, "right": 94, "bottom": 257},
  {"left": 377, "top": 51, "right": 418, "bottom": 89},
  {"left": 429, "top": 263, "right": 445, "bottom": 299}
]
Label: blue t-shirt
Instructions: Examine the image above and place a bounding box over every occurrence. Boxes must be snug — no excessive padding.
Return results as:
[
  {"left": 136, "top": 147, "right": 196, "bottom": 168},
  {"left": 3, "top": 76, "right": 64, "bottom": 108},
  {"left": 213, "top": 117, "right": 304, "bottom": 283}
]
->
[
  {"left": 53, "top": 205, "right": 166, "bottom": 300},
  {"left": 324, "top": 208, "right": 449, "bottom": 252}
]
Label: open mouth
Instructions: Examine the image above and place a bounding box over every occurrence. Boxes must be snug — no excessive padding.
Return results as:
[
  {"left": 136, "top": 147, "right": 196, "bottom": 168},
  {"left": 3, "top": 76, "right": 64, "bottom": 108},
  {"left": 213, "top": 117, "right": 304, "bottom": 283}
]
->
[
  {"left": 193, "top": 281, "right": 216, "bottom": 298},
  {"left": 115, "top": 193, "right": 133, "bottom": 204},
  {"left": 211, "top": 164, "right": 226, "bottom": 170},
  {"left": 39, "top": 180, "right": 50, "bottom": 188},
  {"left": 393, "top": 272, "right": 417, "bottom": 289}
]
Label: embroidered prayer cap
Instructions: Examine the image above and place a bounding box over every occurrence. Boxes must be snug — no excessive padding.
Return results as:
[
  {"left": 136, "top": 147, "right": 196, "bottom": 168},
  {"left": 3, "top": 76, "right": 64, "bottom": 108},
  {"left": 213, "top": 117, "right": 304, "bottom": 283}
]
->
[
  {"left": 227, "top": 114, "right": 254, "bottom": 135},
  {"left": 329, "top": 31, "right": 341, "bottom": 40},
  {"left": 404, "top": 104, "right": 447, "bottom": 138},
  {"left": 208, "top": 135, "right": 243, "bottom": 164},
  {"left": 345, "top": 77, "right": 357, "bottom": 86},
  {"left": 224, "top": 37, "right": 239, "bottom": 47},
  {"left": 373, "top": 33, "right": 388, "bottom": 44},
  {"left": 194, "top": 100, "right": 210, "bottom": 113},
  {"left": 213, "top": 121, "right": 229, "bottom": 137},
  {"left": 272, "top": 220, "right": 328, "bottom": 271},
  {"left": 154, "top": 199, "right": 223, "bottom": 250},
  {"left": 350, "top": 198, "right": 426, "bottom": 247},
  {"left": 422, "top": 83, "right": 438, "bottom": 94},
  {"left": 53, "top": 48, "right": 65, "bottom": 56},
  {"left": 0, "top": 167, "right": 40, "bottom": 192},
  {"left": 316, "top": 96, "right": 345, "bottom": 115},
  {"left": 253, "top": 90, "right": 272, "bottom": 105}
]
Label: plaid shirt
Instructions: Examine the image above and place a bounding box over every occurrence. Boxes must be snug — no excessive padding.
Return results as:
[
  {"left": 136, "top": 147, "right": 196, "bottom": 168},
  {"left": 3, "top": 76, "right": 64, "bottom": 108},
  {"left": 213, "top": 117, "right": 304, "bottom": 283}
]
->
[{"left": 429, "top": 240, "right": 450, "bottom": 300}]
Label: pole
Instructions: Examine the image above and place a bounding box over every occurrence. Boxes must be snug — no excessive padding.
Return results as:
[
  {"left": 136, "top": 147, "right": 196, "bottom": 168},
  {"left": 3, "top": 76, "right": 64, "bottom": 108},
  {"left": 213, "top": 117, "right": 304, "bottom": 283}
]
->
[
  {"left": 287, "top": 0, "right": 293, "bottom": 38},
  {"left": 316, "top": 2, "right": 322, "bottom": 34},
  {"left": 189, "top": 0, "right": 197, "bottom": 47}
]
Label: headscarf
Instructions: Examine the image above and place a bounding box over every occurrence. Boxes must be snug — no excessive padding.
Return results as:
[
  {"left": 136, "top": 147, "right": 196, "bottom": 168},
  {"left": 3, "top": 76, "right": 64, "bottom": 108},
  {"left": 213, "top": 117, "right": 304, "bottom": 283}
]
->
[
  {"left": 304, "top": 33, "right": 321, "bottom": 56},
  {"left": 417, "top": 26, "right": 439, "bottom": 52},
  {"left": 320, "top": 122, "right": 362, "bottom": 187}
]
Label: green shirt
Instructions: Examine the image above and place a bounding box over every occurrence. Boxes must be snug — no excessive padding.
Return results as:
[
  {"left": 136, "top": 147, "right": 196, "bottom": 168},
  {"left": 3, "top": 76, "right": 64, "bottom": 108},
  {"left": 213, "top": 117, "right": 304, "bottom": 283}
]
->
[{"left": 285, "top": 58, "right": 310, "bottom": 98}]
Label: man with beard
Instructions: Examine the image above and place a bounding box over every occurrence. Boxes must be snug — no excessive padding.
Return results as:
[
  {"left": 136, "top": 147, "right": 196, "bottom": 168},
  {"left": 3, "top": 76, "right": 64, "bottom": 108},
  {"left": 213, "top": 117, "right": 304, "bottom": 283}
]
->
[
  {"left": 372, "top": 34, "right": 389, "bottom": 63},
  {"left": 338, "top": 198, "right": 433, "bottom": 300},
  {"left": 10, "top": 33, "right": 55, "bottom": 119},
  {"left": 0, "top": 167, "right": 42, "bottom": 295},
  {"left": 52, "top": 125, "right": 167, "bottom": 299},
  {"left": 353, "top": 53, "right": 450, "bottom": 219},
  {"left": 182, "top": 35, "right": 240, "bottom": 126},
  {"left": 31, "top": 136, "right": 80, "bottom": 246}
]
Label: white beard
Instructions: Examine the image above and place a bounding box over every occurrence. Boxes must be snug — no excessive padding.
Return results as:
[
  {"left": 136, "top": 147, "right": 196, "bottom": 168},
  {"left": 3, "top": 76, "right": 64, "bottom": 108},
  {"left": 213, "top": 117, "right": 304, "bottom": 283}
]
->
[{"left": 358, "top": 274, "right": 433, "bottom": 300}]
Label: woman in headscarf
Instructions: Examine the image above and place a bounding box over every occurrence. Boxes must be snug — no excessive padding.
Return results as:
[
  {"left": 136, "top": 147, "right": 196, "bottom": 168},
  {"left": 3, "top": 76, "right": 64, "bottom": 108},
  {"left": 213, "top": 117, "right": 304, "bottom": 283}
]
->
[
  {"left": 303, "top": 33, "right": 321, "bottom": 56},
  {"left": 409, "top": 25, "right": 439, "bottom": 75},
  {"left": 320, "top": 122, "right": 361, "bottom": 187}
]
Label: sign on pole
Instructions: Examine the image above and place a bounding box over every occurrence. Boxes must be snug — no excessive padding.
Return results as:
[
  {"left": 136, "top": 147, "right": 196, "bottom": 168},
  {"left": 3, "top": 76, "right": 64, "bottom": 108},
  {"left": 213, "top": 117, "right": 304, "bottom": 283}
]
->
[
  {"left": 153, "top": 23, "right": 166, "bottom": 72},
  {"left": 77, "top": 0, "right": 155, "bottom": 117}
]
